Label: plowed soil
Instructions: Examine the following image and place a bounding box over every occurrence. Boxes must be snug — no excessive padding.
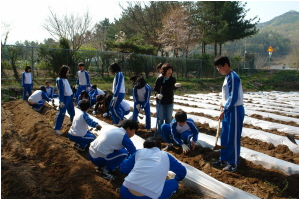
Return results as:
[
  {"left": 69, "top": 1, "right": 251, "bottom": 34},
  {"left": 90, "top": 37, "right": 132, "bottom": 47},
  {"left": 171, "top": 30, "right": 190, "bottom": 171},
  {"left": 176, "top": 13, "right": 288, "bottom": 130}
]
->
[{"left": 1, "top": 100, "right": 299, "bottom": 199}]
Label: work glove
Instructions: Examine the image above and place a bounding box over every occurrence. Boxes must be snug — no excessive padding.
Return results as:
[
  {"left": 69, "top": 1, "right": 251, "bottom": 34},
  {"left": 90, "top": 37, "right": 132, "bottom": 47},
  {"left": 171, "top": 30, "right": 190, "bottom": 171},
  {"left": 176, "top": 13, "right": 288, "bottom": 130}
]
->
[
  {"left": 102, "top": 112, "right": 108, "bottom": 117},
  {"left": 156, "top": 94, "right": 163, "bottom": 100},
  {"left": 92, "top": 111, "right": 96, "bottom": 115},
  {"left": 182, "top": 144, "right": 190, "bottom": 154},
  {"left": 59, "top": 102, "right": 65, "bottom": 108},
  {"left": 75, "top": 85, "right": 79, "bottom": 89},
  {"left": 136, "top": 104, "right": 140, "bottom": 111},
  {"left": 113, "top": 96, "right": 118, "bottom": 102},
  {"left": 87, "top": 87, "right": 91, "bottom": 91},
  {"left": 96, "top": 124, "right": 102, "bottom": 131},
  {"left": 175, "top": 83, "right": 181, "bottom": 87}
]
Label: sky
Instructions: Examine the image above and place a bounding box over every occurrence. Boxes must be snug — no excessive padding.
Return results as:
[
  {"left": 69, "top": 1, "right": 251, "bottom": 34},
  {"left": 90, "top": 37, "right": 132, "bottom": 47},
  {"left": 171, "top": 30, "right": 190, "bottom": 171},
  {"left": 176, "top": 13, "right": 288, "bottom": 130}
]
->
[{"left": 1, "top": 0, "right": 299, "bottom": 45}]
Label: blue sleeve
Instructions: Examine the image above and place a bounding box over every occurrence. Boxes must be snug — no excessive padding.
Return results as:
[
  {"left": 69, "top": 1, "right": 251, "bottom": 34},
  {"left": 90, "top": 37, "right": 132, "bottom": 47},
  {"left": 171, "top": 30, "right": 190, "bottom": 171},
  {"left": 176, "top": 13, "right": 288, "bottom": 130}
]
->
[
  {"left": 89, "top": 90, "right": 95, "bottom": 98},
  {"left": 187, "top": 119, "right": 198, "bottom": 142},
  {"left": 170, "top": 120, "right": 182, "bottom": 145},
  {"left": 120, "top": 151, "right": 137, "bottom": 174},
  {"left": 142, "top": 85, "right": 151, "bottom": 108},
  {"left": 41, "top": 91, "right": 51, "bottom": 101},
  {"left": 114, "top": 72, "right": 123, "bottom": 97},
  {"left": 168, "top": 154, "right": 187, "bottom": 181},
  {"left": 122, "top": 134, "right": 137, "bottom": 155},
  {"left": 85, "top": 71, "right": 90, "bottom": 85},
  {"left": 83, "top": 112, "right": 99, "bottom": 127},
  {"left": 133, "top": 87, "right": 138, "bottom": 103},
  {"left": 57, "top": 78, "right": 65, "bottom": 102},
  {"left": 31, "top": 73, "right": 33, "bottom": 86},
  {"left": 50, "top": 86, "right": 54, "bottom": 98},
  {"left": 224, "top": 73, "right": 240, "bottom": 113},
  {"left": 21, "top": 72, "right": 25, "bottom": 87}
]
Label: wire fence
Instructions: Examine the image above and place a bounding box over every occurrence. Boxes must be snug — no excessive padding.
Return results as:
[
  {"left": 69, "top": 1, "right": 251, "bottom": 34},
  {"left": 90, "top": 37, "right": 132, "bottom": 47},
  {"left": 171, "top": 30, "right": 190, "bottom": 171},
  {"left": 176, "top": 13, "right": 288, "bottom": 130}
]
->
[{"left": 1, "top": 45, "right": 297, "bottom": 85}]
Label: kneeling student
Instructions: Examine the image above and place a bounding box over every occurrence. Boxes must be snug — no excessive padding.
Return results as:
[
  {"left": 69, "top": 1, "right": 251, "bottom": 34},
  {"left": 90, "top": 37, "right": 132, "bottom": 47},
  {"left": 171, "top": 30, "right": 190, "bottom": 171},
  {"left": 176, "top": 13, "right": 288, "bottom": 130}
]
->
[
  {"left": 120, "top": 137, "right": 187, "bottom": 199},
  {"left": 68, "top": 99, "right": 101, "bottom": 151},
  {"left": 161, "top": 111, "right": 198, "bottom": 153},
  {"left": 28, "top": 86, "right": 51, "bottom": 111},
  {"left": 88, "top": 119, "right": 138, "bottom": 180}
]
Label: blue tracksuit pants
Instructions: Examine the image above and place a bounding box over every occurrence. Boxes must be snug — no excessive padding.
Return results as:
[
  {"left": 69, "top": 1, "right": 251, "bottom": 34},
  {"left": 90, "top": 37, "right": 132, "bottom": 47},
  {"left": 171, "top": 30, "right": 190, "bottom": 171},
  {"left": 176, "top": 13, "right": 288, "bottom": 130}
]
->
[
  {"left": 68, "top": 131, "right": 96, "bottom": 148},
  {"left": 23, "top": 84, "right": 32, "bottom": 100},
  {"left": 53, "top": 96, "right": 75, "bottom": 130},
  {"left": 132, "top": 103, "right": 151, "bottom": 130},
  {"left": 161, "top": 124, "right": 192, "bottom": 145},
  {"left": 28, "top": 100, "right": 45, "bottom": 110},
  {"left": 109, "top": 93, "right": 125, "bottom": 124},
  {"left": 76, "top": 85, "right": 89, "bottom": 103},
  {"left": 220, "top": 105, "right": 245, "bottom": 165}
]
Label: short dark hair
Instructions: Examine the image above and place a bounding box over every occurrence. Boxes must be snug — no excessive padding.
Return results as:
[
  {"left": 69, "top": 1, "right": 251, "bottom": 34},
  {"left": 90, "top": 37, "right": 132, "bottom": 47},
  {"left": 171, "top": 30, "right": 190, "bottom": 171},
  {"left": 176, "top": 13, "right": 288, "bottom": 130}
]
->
[
  {"left": 135, "top": 76, "right": 146, "bottom": 89},
  {"left": 214, "top": 56, "right": 231, "bottom": 67},
  {"left": 79, "top": 99, "right": 90, "bottom": 111},
  {"left": 161, "top": 63, "right": 173, "bottom": 76},
  {"left": 92, "top": 84, "right": 97, "bottom": 89},
  {"left": 110, "top": 63, "right": 122, "bottom": 73},
  {"left": 143, "top": 137, "right": 161, "bottom": 149},
  {"left": 80, "top": 90, "right": 89, "bottom": 99},
  {"left": 78, "top": 62, "right": 85, "bottom": 67},
  {"left": 58, "top": 65, "right": 70, "bottom": 78},
  {"left": 25, "top": 66, "right": 31, "bottom": 72},
  {"left": 175, "top": 111, "right": 187, "bottom": 122},
  {"left": 157, "top": 63, "right": 164, "bottom": 70},
  {"left": 118, "top": 119, "right": 138, "bottom": 131},
  {"left": 96, "top": 95, "right": 105, "bottom": 102},
  {"left": 45, "top": 81, "right": 50, "bottom": 84},
  {"left": 40, "top": 86, "right": 46, "bottom": 93}
]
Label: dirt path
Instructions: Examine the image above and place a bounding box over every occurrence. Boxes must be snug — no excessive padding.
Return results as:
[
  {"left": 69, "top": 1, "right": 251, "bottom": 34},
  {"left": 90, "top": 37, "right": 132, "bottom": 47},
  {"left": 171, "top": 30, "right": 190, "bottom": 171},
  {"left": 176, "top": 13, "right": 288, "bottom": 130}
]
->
[{"left": 1, "top": 100, "right": 299, "bottom": 199}]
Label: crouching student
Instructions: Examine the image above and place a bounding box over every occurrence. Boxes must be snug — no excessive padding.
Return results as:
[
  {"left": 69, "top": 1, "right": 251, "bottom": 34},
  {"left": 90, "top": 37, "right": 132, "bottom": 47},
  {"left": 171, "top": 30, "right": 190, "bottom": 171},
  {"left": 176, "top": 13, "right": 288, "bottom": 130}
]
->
[
  {"left": 45, "top": 81, "right": 58, "bottom": 98},
  {"left": 89, "top": 84, "right": 105, "bottom": 108},
  {"left": 28, "top": 86, "right": 51, "bottom": 112},
  {"left": 161, "top": 111, "right": 198, "bottom": 154},
  {"left": 77, "top": 90, "right": 90, "bottom": 107},
  {"left": 68, "top": 99, "right": 101, "bottom": 151},
  {"left": 120, "top": 137, "right": 187, "bottom": 199},
  {"left": 131, "top": 76, "right": 152, "bottom": 132},
  {"left": 88, "top": 119, "right": 138, "bottom": 180},
  {"left": 120, "top": 100, "right": 131, "bottom": 117},
  {"left": 92, "top": 94, "right": 113, "bottom": 117}
]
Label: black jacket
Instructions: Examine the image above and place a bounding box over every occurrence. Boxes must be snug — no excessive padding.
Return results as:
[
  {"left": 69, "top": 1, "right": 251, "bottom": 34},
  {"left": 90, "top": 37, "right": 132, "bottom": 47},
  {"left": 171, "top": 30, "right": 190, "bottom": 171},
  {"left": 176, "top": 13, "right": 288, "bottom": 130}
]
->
[{"left": 153, "top": 76, "right": 177, "bottom": 105}]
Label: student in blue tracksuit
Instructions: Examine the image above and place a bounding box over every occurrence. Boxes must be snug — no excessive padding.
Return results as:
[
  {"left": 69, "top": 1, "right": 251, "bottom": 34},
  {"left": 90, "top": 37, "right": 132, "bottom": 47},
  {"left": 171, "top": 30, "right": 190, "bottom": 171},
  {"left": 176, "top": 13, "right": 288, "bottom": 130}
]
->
[
  {"left": 53, "top": 65, "right": 75, "bottom": 135},
  {"left": 161, "top": 111, "right": 198, "bottom": 154},
  {"left": 45, "top": 81, "right": 58, "bottom": 98},
  {"left": 75, "top": 62, "right": 91, "bottom": 103},
  {"left": 77, "top": 90, "right": 90, "bottom": 107},
  {"left": 28, "top": 86, "right": 51, "bottom": 111},
  {"left": 89, "top": 84, "right": 105, "bottom": 108},
  {"left": 212, "top": 56, "right": 244, "bottom": 172},
  {"left": 21, "top": 66, "right": 33, "bottom": 100},
  {"left": 88, "top": 119, "right": 138, "bottom": 180},
  {"left": 68, "top": 99, "right": 101, "bottom": 151},
  {"left": 109, "top": 63, "right": 126, "bottom": 125},
  {"left": 119, "top": 137, "right": 187, "bottom": 199},
  {"left": 131, "top": 76, "right": 152, "bottom": 132}
]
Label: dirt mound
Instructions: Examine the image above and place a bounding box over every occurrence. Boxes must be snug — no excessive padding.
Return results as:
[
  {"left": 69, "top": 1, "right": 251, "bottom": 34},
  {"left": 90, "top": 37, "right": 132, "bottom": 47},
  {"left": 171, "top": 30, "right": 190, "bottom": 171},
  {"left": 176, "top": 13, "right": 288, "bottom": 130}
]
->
[{"left": 1, "top": 100, "right": 299, "bottom": 199}]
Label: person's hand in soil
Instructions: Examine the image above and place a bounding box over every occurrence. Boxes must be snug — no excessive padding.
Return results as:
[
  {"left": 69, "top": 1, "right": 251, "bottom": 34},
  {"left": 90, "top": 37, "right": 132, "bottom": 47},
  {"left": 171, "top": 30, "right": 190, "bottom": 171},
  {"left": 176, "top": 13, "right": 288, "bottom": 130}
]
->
[
  {"left": 190, "top": 141, "right": 196, "bottom": 150},
  {"left": 182, "top": 144, "right": 190, "bottom": 153}
]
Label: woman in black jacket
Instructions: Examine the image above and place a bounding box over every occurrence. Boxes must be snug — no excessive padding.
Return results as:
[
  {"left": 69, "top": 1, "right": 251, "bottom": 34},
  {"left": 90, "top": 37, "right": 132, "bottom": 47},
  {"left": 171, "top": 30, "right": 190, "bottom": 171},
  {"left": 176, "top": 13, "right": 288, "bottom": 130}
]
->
[{"left": 153, "top": 63, "right": 181, "bottom": 139}]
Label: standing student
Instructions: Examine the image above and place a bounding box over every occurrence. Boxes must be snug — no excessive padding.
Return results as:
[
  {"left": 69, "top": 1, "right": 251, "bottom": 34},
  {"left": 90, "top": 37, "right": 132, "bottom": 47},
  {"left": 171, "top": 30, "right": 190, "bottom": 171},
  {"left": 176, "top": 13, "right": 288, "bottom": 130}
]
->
[
  {"left": 45, "top": 81, "right": 58, "bottom": 98},
  {"left": 75, "top": 62, "right": 91, "bottom": 103},
  {"left": 88, "top": 119, "right": 138, "bottom": 180},
  {"left": 109, "top": 63, "right": 126, "bottom": 125},
  {"left": 131, "top": 76, "right": 152, "bottom": 132},
  {"left": 161, "top": 111, "right": 198, "bottom": 153},
  {"left": 53, "top": 65, "right": 75, "bottom": 135},
  {"left": 212, "top": 56, "right": 245, "bottom": 172},
  {"left": 21, "top": 66, "right": 33, "bottom": 100},
  {"left": 28, "top": 86, "right": 51, "bottom": 112},
  {"left": 119, "top": 137, "right": 187, "bottom": 199},
  {"left": 153, "top": 63, "right": 181, "bottom": 139},
  {"left": 68, "top": 99, "right": 101, "bottom": 151}
]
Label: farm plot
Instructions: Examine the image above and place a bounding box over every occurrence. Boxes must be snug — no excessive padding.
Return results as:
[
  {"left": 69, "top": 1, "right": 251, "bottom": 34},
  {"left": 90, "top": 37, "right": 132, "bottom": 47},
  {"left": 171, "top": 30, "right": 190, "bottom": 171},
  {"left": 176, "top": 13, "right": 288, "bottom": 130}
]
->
[{"left": 1, "top": 91, "right": 299, "bottom": 199}]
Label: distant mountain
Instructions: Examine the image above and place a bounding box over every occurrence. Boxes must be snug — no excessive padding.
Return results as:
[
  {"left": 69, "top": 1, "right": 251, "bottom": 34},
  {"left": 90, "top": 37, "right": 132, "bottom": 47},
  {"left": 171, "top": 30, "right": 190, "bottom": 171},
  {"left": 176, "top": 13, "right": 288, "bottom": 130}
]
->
[{"left": 256, "top": 10, "right": 299, "bottom": 42}]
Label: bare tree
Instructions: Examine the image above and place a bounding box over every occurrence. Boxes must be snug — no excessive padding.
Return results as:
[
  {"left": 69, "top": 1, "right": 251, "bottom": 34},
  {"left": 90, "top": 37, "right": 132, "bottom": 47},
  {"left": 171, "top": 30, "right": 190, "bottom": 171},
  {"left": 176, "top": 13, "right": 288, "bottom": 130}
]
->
[
  {"left": 255, "top": 53, "right": 268, "bottom": 69},
  {"left": 42, "top": 8, "right": 93, "bottom": 50},
  {"left": 1, "top": 22, "right": 11, "bottom": 46},
  {"left": 158, "top": 5, "right": 201, "bottom": 58}
]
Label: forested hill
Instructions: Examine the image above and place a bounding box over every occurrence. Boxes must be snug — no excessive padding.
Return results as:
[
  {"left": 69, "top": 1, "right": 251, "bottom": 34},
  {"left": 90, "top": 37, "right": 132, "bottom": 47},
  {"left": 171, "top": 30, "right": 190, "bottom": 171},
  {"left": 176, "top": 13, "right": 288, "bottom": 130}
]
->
[{"left": 257, "top": 10, "right": 299, "bottom": 42}]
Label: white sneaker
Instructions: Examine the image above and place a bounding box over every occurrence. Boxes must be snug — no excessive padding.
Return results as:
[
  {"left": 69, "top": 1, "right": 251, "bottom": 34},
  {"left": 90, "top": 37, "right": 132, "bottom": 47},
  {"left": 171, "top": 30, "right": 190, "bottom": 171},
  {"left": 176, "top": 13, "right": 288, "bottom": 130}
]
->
[{"left": 55, "top": 130, "right": 62, "bottom": 135}]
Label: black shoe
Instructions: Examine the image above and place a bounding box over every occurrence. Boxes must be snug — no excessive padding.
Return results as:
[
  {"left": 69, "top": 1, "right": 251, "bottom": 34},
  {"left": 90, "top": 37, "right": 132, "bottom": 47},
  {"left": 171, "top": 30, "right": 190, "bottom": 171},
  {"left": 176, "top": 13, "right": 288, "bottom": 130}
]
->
[
  {"left": 162, "top": 144, "right": 175, "bottom": 151},
  {"left": 212, "top": 160, "right": 227, "bottom": 167},
  {"left": 73, "top": 143, "right": 85, "bottom": 151},
  {"left": 223, "top": 164, "right": 238, "bottom": 172}
]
